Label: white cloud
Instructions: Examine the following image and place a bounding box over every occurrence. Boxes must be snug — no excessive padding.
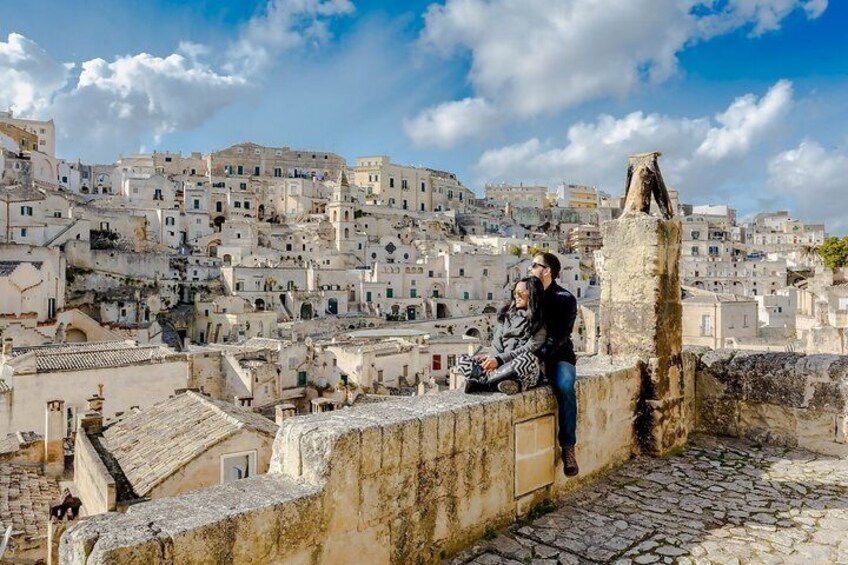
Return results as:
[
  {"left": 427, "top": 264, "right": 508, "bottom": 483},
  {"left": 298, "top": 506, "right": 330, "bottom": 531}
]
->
[
  {"left": 0, "top": 1, "right": 354, "bottom": 161},
  {"left": 696, "top": 80, "right": 793, "bottom": 160},
  {"left": 226, "top": 0, "right": 355, "bottom": 74},
  {"left": 409, "top": 0, "right": 824, "bottom": 147},
  {"left": 0, "top": 33, "right": 71, "bottom": 115},
  {"left": 403, "top": 97, "right": 501, "bottom": 147},
  {"left": 52, "top": 52, "right": 246, "bottom": 158},
  {"left": 695, "top": 0, "right": 828, "bottom": 37},
  {"left": 768, "top": 141, "right": 848, "bottom": 233},
  {"left": 476, "top": 80, "right": 792, "bottom": 198}
]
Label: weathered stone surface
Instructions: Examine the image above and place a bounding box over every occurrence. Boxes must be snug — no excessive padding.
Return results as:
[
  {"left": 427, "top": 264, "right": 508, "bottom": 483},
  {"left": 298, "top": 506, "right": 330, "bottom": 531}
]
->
[
  {"left": 62, "top": 361, "right": 646, "bottom": 565},
  {"left": 458, "top": 435, "right": 848, "bottom": 565},
  {"left": 694, "top": 349, "right": 848, "bottom": 456}
]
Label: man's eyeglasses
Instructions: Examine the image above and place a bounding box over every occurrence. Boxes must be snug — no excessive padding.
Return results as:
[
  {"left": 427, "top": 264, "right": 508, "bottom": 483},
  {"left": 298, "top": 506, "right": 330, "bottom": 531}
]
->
[{"left": 530, "top": 262, "right": 548, "bottom": 271}]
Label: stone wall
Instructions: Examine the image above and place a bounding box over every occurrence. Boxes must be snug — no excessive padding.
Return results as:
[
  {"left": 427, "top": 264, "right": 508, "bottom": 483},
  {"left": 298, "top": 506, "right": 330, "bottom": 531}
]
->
[
  {"left": 74, "top": 432, "right": 116, "bottom": 516},
  {"left": 60, "top": 357, "right": 642, "bottom": 564},
  {"left": 694, "top": 348, "right": 848, "bottom": 456}
]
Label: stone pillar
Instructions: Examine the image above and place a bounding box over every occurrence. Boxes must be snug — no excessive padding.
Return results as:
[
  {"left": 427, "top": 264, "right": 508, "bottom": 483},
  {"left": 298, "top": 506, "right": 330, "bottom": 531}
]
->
[
  {"left": 44, "top": 400, "right": 65, "bottom": 477},
  {"left": 275, "top": 403, "right": 297, "bottom": 425},
  {"left": 600, "top": 213, "right": 689, "bottom": 455}
]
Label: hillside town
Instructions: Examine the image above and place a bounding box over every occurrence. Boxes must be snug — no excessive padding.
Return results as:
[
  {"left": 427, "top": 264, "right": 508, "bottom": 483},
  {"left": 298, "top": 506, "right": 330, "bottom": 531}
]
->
[{"left": 2, "top": 111, "right": 848, "bottom": 562}]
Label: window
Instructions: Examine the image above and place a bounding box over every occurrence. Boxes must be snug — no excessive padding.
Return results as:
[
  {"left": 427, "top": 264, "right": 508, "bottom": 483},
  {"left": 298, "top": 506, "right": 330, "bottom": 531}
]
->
[
  {"left": 482, "top": 268, "right": 488, "bottom": 277},
  {"left": 743, "top": 314, "right": 749, "bottom": 327},
  {"left": 165, "top": 157, "right": 172, "bottom": 162},
  {"left": 254, "top": 166, "right": 260, "bottom": 176},
  {"left": 421, "top": 182, "right": 426, "bottom": 192},
  {"left": 389, "top": 178, "right": 395, "bottom": 188},
  {"left": 244, "top": 201, "right": 251, "bottom": 210},
  {"left": 432, "top": 289, "right": 439, "bottom": 298},
  {"left": 487, "top": 292, "right": 493, "bottom": 300},
  {"left": 410, "top": 289, "right": 417, "bottom": 298},
  {"left": 216, "top": 202, "right": 223, "bottom": 212},
  {"left": 463, "top": 291, "right": 470, "bottom": 300},
  {"left": 237, "top": 165, "right": 243, "bottom": 175},
  {"left": 239, "top": 182, "right": 247, "bottom": 190},
  {"left": 386, "top": 288, "right": 394, "bottom": 298},
  {"left": 220, "top": 451, "right": 257, "bottom": 483},
  {"left": 366, "top": 291, "right": 372, "bottom": 302},
  {"left": 700, "top": 314, "right": 712, "bottom": 336},
  {"left": 193, "top": 199, "right": 200, "bottom": 209},
  {"left": 432, "top": 355, "right": 442, "bottom": 371},
  {"left": 165, "top": 217, "right": 175, "bottom": 226},
  {"left": 402, "top": 179, "right": 408, "bottom": 190},
  {"left": 459, "top": 268, "right": 465, "bottom": 277},
  {"left": 20, "top": 228, "right": 28, "bottom": 237},
  {"left": 692, "top": 231, "right": 701, "bottom": 240},
  {"left": 447, "top": 354, "right": 456, "bottom": 368},
  {"left": 274, "top": 168, "right": 282, "bottom": 177},
  {"left": 377, "top": 369, "right": 384, "bottom": 382},
  {"left": 20, "top": 206, "right": 33, "bottom": 216},
  {"left": 234, "top": 201, "right": 241, "bottom": 208}
]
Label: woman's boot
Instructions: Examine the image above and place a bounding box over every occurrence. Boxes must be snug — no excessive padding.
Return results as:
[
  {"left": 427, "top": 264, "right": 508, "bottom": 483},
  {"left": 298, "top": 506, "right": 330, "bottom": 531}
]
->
[{"left": 485, "top": 363, "right": 521, "bottom": 395}]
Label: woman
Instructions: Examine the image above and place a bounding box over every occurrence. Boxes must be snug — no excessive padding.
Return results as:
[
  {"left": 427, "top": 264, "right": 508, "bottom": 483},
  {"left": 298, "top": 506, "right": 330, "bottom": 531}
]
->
[{"left": 459, "top": 276, "right": 546, "bottom": 395}]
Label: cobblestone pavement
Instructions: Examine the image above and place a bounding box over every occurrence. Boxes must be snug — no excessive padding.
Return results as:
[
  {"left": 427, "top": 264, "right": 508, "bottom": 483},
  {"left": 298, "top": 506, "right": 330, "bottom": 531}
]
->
[{"left": 448, "top": 435, "right": 848, "bottom": 565}]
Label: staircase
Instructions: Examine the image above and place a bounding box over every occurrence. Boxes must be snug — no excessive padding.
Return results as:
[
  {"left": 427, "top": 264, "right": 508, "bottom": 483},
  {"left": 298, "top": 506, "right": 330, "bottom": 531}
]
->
[{"left": 42, "top": 220, "right": 80, "bottom": 247}]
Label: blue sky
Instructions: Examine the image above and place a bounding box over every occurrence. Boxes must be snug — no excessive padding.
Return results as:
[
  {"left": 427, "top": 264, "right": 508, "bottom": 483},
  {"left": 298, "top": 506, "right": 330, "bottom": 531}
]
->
[{"left": 1, "top": 0, "right": 847, "bottom": 232}]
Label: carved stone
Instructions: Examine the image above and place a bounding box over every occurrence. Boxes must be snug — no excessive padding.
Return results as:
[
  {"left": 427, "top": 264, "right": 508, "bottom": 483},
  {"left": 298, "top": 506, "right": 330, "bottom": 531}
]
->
[{"left": 622, "top": 152, "right": 674, "bottom": 220}]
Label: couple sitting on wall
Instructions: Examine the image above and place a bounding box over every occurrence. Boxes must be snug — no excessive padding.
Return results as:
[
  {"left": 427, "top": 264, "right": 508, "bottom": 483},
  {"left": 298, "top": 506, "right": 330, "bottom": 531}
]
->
[{"left": 457, "top": 252, "right": 580, "bottom": 476}]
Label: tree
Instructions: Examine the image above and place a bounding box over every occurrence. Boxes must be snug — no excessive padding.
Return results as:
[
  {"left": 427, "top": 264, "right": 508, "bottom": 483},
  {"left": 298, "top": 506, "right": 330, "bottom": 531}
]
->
[
  {"left": 800, "top": 244, "right": 821, "bottom": 266},
  {"left": 507, "top": 245, "right": 522, "bottom": 257},
  {"left": 818, "top": 236, "right": 848, "bottom": 271}
]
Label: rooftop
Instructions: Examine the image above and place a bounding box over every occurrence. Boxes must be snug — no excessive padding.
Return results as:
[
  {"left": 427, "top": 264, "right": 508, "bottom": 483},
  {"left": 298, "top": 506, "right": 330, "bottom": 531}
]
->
[
  {"left": 0, "top": 463, "right": 60, "bottom": 541},
  {"left": 8, "top": 341, "right": 177, "bottom": 372},
  {"left": 0, "top": 260, "right": 42, "bottom": 276},
  {"left": 101, "top": 391, "right": 278, "bottom": 497}
]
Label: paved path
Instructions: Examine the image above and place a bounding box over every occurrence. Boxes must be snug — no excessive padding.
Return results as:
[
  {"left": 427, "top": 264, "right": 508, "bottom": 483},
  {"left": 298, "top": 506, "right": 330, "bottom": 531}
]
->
[{"left": 448, "top": 435, "right": 848, "bottom": 564}]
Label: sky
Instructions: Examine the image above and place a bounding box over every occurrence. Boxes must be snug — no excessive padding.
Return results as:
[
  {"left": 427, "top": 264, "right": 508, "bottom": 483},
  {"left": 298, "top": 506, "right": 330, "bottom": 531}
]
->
[{"left": 1, "top": 0, "right": 847, "bottom": 233}]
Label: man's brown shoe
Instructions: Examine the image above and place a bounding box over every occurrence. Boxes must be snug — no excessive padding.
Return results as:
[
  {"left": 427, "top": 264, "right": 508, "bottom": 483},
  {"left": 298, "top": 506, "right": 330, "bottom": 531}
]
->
[{"left": 563, "top": 447, "right": 579, "bottom": 477}]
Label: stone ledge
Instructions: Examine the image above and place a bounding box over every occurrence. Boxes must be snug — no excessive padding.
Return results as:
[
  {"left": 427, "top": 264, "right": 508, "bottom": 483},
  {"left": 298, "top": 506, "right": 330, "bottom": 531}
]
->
[
  {"left": 60, "top": 358, "right": 643, "bottom": 564},
  {"left": 695, "top": 349, "right": 848, "bottom": 456}
]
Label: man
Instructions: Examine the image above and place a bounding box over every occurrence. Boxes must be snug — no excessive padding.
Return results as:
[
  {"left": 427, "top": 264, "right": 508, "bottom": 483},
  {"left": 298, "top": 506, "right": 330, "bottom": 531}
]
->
[{"left": 529, "top": 252, "right": 579, "bottom": 476}]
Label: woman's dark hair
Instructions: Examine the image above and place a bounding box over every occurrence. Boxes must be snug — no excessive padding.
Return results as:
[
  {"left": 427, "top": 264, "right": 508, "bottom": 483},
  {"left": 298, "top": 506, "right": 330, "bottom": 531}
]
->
[{"left": 498, "top": 276, "right": 544, "bottom": 332}]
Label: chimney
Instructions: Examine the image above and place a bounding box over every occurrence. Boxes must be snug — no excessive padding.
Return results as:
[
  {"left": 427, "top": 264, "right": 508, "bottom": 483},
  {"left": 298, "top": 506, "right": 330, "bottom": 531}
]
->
[
  {"left": 2, "top": 336, "right": 13, "bottom": 358},
  {"left": 85, "top": 395, "right": 104, "bottom": 413},
  {"left": 235, "top": 396, "right": 253, "bottom": 408},
  {"left": 275, "top": 403, "right": 296, "bottom": 425},
  {"left": 77, "top": 410, "right": 103, "bottom": 435},
  {"left": 44, "top": 400, "right": 65, "bottom": 477}
]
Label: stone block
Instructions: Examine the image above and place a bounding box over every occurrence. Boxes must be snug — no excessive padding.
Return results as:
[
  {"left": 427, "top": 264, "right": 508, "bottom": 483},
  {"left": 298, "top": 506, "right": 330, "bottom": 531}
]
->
[
  {"left": 419, "top": 414, "right": 439, "bottom": 462},
  {"left": 360, "top": 426, "right": 383, "bottom": 475},
  {"left": 738, "top": 402, "right": 797, "bottom": 446},
  {"left": 600, "top": 216, "right": 682, "bottom": 359},
  {"left": 381, "top": 423, "right": 403, "bottom": 473},
  {"left": 437, "top": 412, "right": 456, "bottom": 458},
  {"left": 453, "top": 408, "right": 471, "bottom": 452},
  {"left": 400, "top": 419, "right": 421, "bottom": 468},
  {"left": 320, "top": 524, "right": 390, "bottom": 565},
  {"left": 696, "top": 397, "right": 740, "bottom": 437}
]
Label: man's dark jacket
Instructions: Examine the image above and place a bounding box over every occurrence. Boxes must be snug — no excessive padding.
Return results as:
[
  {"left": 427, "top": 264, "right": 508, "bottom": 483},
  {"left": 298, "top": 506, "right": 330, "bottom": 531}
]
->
[{"left": 536, "top": 281, "right": 577, "bottom": 366}]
